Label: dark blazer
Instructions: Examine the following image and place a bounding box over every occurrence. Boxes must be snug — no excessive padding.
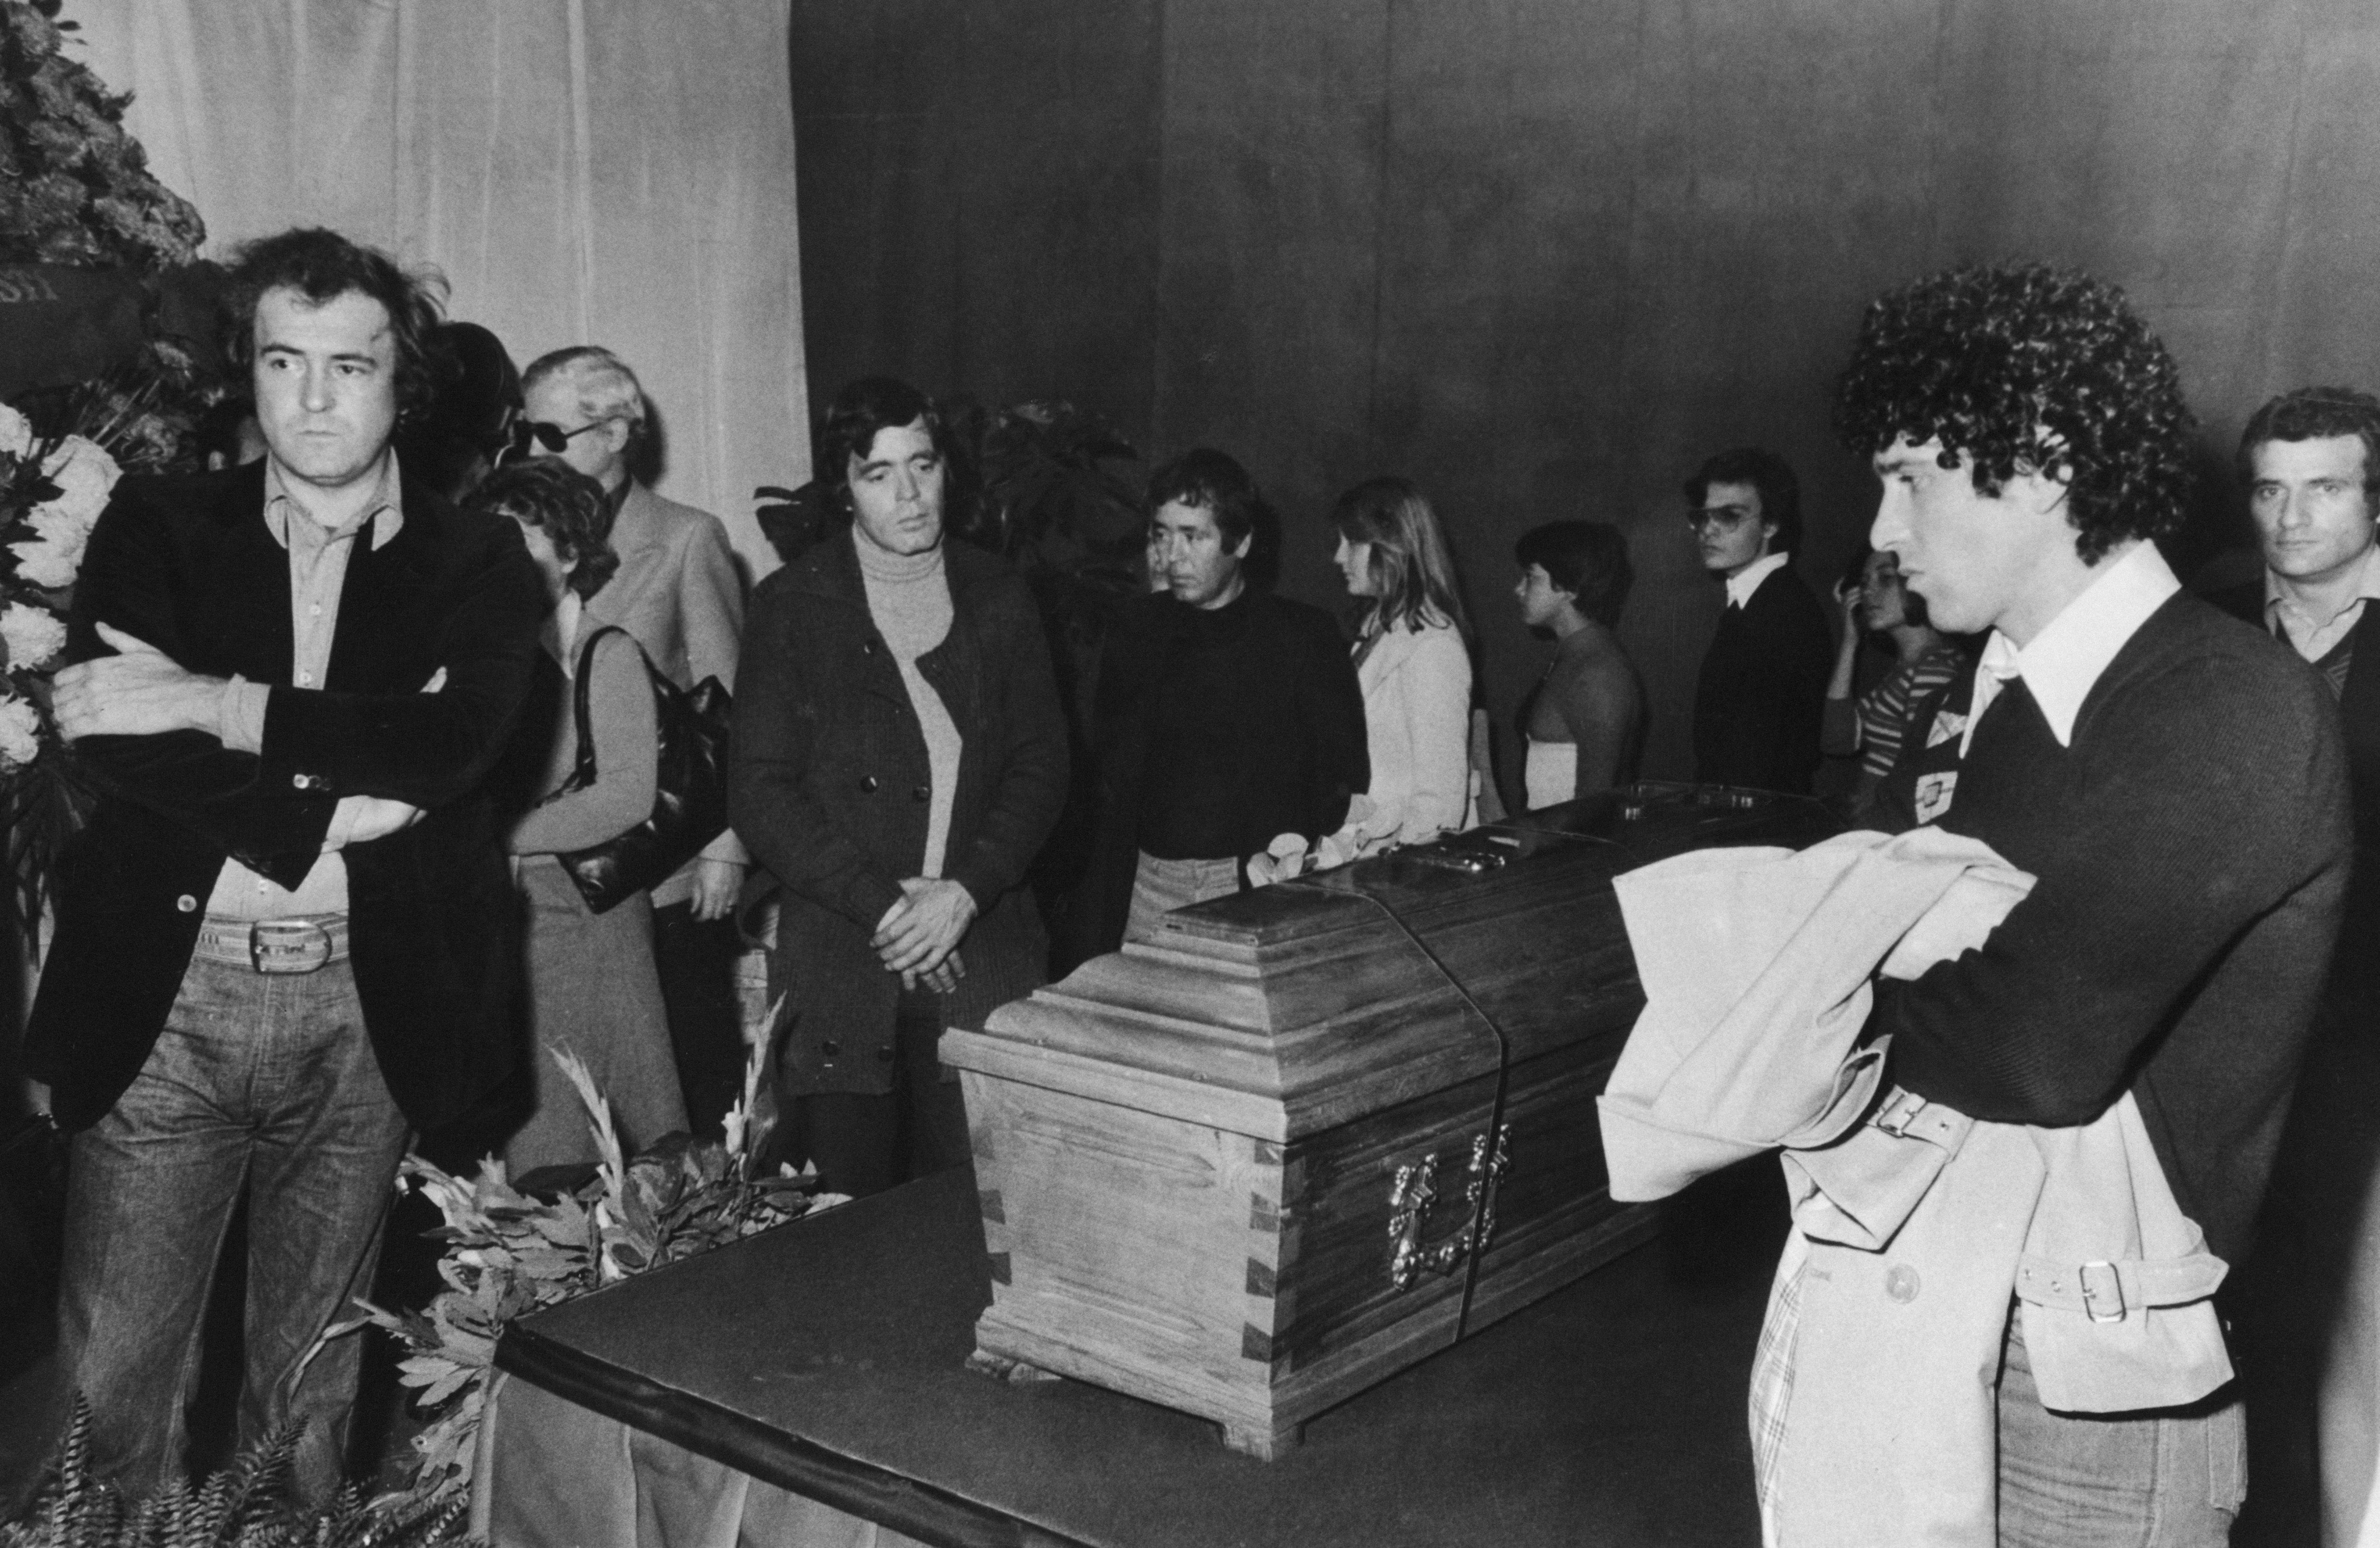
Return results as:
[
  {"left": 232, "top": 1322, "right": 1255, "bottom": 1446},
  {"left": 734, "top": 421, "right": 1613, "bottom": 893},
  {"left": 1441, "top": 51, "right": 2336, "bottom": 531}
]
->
[
  {"left": 28, "top": 461, "right": 548, "bottom": 1131},
  {"left": 2211, "top": 581, "right": 2380, "bottom": 950},
  {"left": 1066, "top": 588, "right": 1369, "bottom": 965},
  {"left": 1692, "top": 565, "right": 1832, "bottom": 794},
  {"left": 728, "top": 529, "right": 1068, "bottom": 1096}
]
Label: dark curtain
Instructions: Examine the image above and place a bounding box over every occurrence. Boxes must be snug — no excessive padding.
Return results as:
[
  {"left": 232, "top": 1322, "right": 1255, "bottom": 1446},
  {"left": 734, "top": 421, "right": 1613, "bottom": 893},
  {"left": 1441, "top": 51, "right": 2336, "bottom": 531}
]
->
[{"left": 792, "top": 0, "right": 2380, "bottom": 786}]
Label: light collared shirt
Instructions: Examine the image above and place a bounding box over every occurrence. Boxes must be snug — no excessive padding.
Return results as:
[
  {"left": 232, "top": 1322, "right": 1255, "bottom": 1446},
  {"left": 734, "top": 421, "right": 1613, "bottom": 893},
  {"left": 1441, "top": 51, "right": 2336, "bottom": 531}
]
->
[
  {"left": 1723, "top": 551, "right": 1790, "bottom": 610},
  {"left": 204, "top": 455, "right": 405, "bottom": 919},
  {"left": 2263, "top": 541, "right": 2380, "bottom": 663},
  {"left": 1961, "top": 541, "right": 2180, "bottom": 758}
]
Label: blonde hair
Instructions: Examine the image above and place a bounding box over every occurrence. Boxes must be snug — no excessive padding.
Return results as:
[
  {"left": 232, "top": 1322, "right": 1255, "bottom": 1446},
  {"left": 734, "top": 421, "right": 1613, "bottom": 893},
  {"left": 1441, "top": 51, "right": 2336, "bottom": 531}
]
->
[{"left": 1332, "top": 476, "right": 1470, "bottom": 638}]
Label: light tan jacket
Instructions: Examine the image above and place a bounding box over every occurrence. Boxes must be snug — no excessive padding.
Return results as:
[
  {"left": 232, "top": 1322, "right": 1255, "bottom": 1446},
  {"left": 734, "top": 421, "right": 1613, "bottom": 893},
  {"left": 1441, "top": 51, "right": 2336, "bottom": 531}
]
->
[
  {"left": 1601, "top": 830, "right": 2230, "bottom": 1547},
  {"left": 585, "top": 482, "right": 749, "bottom": 899}
]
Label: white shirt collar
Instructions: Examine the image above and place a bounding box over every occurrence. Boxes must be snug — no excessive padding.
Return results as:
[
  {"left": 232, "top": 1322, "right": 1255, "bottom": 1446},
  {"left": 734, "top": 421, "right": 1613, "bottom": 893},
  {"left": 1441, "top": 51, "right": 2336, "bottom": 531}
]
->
[
  {"left": 552, "top": 589, "right": 585, "bottom": 672},
  {"left": 1962, "top": 541, "right": 2178, "bottom": 754},
  {"left": 1723, "top": 551, "right": 1789, "bottom": 609}
]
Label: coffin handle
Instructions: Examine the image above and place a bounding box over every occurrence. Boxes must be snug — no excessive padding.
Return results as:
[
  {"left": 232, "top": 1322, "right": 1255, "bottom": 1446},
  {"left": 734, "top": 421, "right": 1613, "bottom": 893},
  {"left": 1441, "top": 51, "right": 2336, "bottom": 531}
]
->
[{"left": 1387, "top": 1124, "right": 1513, "bottom": 1290}]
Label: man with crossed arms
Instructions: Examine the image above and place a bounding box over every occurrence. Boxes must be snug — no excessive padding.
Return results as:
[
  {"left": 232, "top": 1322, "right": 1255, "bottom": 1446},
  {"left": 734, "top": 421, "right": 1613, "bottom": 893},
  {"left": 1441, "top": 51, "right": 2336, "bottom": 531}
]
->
[{"left": 34, "top": 227, "right": 544, "bottom": 1499}]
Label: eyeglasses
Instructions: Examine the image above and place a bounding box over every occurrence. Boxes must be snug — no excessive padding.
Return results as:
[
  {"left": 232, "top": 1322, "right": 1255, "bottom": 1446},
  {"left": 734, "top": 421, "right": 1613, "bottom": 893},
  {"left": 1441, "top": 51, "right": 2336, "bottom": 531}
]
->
[
  {"left": 1685, "top": 504, "right": 1760, "bottom": 534},
  {"left": 498, "top": 416, "right": 610, "bottom": 465}
]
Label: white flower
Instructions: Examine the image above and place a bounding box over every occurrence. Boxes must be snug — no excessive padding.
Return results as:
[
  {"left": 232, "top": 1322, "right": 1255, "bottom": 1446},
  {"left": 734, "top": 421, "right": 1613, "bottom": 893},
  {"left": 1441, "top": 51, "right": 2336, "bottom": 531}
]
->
[
  {"left": 27, "top": 502, "right": 91, "bottom": 549},
  {"left": 0, "top": 694, "right": 40, "bottom": 770},
  {"left": 10, "top": 502, "right": 93, "bottom": 591},
  {"left": 27, "top": 501, "right": 93, "bottom": 555},
  {"left": 0, "top": 603, "right": 65, "bottom": 670},
  {"left": 0, "top": 405, "right": 31, "bottom": 461},
  {"left": 36, "top": 436, "right": 120, "bottom": 526},
  {"left": 10, "top": 532, "right": 81, "bottom": 590}
]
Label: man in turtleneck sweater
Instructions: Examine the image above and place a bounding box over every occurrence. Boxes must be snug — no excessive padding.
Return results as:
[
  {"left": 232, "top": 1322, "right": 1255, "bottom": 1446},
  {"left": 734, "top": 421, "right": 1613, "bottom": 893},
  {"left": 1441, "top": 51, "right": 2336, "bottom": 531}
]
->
[
  {"left": 1067, "top": 449, "right": 1368, "bottom": 962},
  {"left": 730, "top": 377, "right": 1067, "bottom": 1197},
  {"left": 857, "top": 532, "right": 963, "bottom": 884}
]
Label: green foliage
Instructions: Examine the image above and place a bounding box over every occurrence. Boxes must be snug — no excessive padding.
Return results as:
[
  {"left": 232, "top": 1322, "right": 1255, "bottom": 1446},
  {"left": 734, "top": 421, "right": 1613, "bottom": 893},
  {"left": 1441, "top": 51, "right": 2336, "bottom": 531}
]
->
[
  {"left": 0, "top": 0, "right": 224, "bottom": 915},
  {"left": 4, "top": 1401, "right": 478, "bottom": 1548},
  {"left": 314, "top": 1040, "right": 841, "bottom": 1505},
  {"left": 0, "top": 1, "right": 204, "bottom": 271},
  {"left": 944, "top": 398, "right": 1145, "bottom": 584}
]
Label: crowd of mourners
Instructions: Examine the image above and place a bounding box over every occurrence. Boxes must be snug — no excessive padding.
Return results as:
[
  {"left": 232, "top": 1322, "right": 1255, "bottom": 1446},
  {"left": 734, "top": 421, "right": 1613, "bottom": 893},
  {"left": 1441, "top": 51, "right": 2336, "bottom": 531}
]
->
[{"left": 22, "top": 223, "right": 2380, "bottom": 1546}]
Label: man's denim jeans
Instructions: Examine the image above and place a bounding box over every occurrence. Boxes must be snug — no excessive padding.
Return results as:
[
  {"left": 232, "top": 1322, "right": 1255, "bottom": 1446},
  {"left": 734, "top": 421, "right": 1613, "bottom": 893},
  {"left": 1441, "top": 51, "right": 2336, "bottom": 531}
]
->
[
  {"left": 1998, "top": 1311, "right": 2248, "bottom": 1545},
  {"left": 55, "top": 952, "right": 408, "bottom": 1502}
]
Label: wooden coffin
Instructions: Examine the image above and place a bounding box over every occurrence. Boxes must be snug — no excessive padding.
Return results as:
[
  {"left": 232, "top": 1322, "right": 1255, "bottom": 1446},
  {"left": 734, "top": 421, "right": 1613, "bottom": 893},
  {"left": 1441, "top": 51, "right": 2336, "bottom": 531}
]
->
[{"left": 939, "top": 782, "right": 1839, "bottom": 1457}]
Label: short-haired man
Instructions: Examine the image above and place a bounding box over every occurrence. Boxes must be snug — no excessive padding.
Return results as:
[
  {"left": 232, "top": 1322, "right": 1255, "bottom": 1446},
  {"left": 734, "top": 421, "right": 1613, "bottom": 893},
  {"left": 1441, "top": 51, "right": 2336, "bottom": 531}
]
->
[
  {"left": 518, "top": 346, "right": 749, "bottom": 1133},
  {"left": 35, "top": 228, "right": 546, "bottom": 1496},
  {"left": 2211, "top": 386, "right": 2380, "bottom": 1542},
  {"left": 1685, "top": 446, "right": 1832, "bottom": 794},
  {"left": 1071, "top": 450, "right": 1368, "bottom": 959},
  {"left": 1512, "top": 520, "right": 1645, "bottom": 807},
  {"left": 1837, "top": 263, "right": 2350, "bottom": 1540}
]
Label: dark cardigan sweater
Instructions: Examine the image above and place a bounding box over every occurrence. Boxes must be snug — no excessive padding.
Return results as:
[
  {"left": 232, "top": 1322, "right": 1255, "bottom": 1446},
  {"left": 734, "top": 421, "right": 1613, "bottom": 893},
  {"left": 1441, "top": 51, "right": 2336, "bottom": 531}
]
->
[
  {"left": 1870, "top": 592, "right": 2352, "bottom": 1263},
  {"left": 1692, "top": 564, "right": 1833, "bottom": 794}
]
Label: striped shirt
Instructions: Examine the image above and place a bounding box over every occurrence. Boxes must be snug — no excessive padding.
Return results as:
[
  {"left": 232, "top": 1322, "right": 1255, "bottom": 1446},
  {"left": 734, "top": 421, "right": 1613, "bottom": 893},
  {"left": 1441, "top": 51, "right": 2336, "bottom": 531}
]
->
[{"left": 1851, "top": 643, "right": 1966, "bottom": 780}]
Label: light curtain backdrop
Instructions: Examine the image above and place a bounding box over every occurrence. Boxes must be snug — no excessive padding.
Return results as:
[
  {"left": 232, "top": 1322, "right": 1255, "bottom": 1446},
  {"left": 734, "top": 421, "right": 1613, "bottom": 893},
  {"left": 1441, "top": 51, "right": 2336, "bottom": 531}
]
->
[{"left": 69, "top": 0, "right": 808, "bottom": 575}]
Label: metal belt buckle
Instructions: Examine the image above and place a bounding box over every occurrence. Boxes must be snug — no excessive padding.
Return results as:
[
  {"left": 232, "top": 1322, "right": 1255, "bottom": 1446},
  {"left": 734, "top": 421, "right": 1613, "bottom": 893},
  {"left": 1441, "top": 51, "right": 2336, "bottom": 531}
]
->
[
  {"left": 1871, "top": 1087, "right": 1930, "bottom": 1137},
  {"left": 2078, "top": 1260, "right": 2127, "bottom": 1323},
  {"left": 248, "top": 919, "right": 333, "bottom": 975}
]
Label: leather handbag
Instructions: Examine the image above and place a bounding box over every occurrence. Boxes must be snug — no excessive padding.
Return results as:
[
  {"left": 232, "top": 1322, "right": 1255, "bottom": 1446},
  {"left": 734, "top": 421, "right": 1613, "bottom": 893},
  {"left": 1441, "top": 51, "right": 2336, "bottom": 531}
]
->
[{"left": 548, "top": 625, "right": 733, "bottom": 914}]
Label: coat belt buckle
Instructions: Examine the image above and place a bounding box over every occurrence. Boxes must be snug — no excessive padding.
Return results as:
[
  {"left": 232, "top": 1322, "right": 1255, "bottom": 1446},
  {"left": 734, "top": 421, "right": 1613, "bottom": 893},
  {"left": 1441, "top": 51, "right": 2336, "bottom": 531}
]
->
[
  {"left": 248, "top": 920, "right": 334, "bottom": 975},
  {"left": 1871, "top": 1087, "right": 1930, "bottom": 1137},
  {"left": 2078, "top": 1260, "right": 2127, "bottom": 1323}
]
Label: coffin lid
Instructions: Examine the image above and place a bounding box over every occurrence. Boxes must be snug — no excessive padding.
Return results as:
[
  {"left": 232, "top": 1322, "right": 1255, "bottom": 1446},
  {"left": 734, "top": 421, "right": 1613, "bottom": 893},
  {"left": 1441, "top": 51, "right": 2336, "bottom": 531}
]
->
[{"left": 944, "top": 784, "right": 1840, "bottom": 1143}]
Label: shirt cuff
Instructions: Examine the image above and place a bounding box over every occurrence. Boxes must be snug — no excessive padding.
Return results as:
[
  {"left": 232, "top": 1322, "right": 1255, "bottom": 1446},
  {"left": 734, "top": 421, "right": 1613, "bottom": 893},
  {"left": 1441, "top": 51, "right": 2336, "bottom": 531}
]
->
[
  {"left": 323, "top": 795, "right": 365, "bottom": 852},
  {"left": 217, "top": 675, "right": 270, "bottom": 753}
]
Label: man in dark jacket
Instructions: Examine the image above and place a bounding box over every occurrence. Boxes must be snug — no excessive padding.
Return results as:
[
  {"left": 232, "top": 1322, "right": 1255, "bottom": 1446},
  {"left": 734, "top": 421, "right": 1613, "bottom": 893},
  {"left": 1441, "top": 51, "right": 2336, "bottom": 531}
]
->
[
  {"left": 1070, "top": 450, "right": 1368, "bottom": 960},
  {"left": 1836, "top": 263, "right": 2350, "bottom": 1542},
  {"left": 1686, "top": 446, "right": 1832, "bottom": 794},
  {"left": 2208, "top": 386, "right": 2380, "bottom": 1543},
  {"left": 730, "top": 377, "right": 1067, "bottom": 1198},
  {"left": 35, "top": 228, "right": 547, "bottom": 1500}
]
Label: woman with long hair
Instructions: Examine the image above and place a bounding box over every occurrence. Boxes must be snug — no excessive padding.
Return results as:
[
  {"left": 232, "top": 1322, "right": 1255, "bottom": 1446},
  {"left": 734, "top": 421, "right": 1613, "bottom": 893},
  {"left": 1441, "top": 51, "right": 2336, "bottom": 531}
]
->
[
  {"left": 1329, "top": 476, "right": 1476, "bottom": 852},
  {"left": 474, "top": 459, "right": 684, "bottom": 1178}
]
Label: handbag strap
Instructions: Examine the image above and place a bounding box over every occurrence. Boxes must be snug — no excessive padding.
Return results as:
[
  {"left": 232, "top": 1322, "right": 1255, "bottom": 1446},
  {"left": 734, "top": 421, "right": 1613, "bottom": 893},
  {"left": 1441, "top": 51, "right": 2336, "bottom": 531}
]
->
[{"left": 553, "top": 624, "right": 633, "bottom": 798}]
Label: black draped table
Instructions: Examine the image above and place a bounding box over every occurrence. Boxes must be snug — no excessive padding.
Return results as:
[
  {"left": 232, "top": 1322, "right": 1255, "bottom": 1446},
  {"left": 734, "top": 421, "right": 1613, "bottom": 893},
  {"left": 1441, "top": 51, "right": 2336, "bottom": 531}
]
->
[{"left": 482, "top": 1166, "right": 1771, "bottom": 1547}]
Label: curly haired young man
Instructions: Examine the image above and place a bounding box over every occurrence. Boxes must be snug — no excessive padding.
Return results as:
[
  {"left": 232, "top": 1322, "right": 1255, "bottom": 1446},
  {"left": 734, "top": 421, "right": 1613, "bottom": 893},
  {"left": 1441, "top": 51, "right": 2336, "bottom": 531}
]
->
[{"left": 1830, "top": 263, "right": 2353, "bottom": 1543}]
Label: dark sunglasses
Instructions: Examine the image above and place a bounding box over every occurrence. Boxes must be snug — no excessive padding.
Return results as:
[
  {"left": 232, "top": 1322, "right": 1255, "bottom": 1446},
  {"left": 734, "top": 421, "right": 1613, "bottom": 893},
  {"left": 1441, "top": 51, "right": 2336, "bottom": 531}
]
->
[{"left": 498, "top": 416, "right": 611, "bottom": 465}]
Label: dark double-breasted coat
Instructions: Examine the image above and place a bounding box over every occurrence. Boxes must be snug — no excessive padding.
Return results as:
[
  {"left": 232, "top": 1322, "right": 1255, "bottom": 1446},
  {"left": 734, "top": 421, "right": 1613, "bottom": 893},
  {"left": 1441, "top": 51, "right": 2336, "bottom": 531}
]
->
[
  {"left": 728, "top": 528, "right": 1068, "bottom": 1096},
  {"left": 27, "top": 460, "right": 549, "bottom": 1131}
]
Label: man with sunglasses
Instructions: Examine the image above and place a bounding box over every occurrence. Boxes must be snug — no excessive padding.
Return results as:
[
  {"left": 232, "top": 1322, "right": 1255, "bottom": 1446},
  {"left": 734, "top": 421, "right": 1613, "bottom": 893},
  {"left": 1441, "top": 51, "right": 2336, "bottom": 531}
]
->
[
  {"left": 517, "top": 347, "right": 750, "bottom": 1135},
  {"left": 1685, "top": 446, "right": 1832, "bottom": 794}
]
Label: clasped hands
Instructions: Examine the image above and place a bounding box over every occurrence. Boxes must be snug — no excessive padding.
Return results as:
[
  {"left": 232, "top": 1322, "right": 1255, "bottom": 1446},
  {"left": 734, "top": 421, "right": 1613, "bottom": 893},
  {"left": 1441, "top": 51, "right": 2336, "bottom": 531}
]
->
[
  {"left": 873, "top": 877, "right": 976, "bottom": 994},
  {"left": 54, "top": 622, "right": 426, "bottom": 845}
]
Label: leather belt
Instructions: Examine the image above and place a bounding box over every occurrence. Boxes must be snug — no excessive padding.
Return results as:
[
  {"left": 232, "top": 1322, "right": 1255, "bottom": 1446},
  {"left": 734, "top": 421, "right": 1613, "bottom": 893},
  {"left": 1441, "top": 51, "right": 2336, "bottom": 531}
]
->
[{"left": 193, "top": 913, "right": 350, "bottom": 974}]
